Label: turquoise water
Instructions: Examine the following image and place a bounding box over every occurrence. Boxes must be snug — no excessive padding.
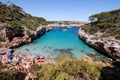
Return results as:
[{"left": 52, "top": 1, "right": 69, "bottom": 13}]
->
[{"left": 16, "top": 27, "right": 103, "bottom": 58}]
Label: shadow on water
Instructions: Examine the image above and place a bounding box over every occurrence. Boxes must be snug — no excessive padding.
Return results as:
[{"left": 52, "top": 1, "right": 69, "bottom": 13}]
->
[
  {"left": 78, "top": 36, "right": 116, "bottom": 61},
  {"left": 32, "top": 41, "right": 38, "bottom": 44},
  {"left": 53, "top": 48, "right": 74, "bottom": 56}
]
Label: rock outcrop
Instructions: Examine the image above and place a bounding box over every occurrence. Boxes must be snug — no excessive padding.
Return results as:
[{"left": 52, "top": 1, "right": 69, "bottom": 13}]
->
[
  {"left": 0, "top": 2, "right": 49, "bottom": 49},
  {"left": 78, "top": 29, "right": 120, "bottom": 61},
  {"left": 0, "top": 25, "right": 51, "bottom": 49},
  {"left": 0, "top": 48, "right": 12, "bottom": 55}
]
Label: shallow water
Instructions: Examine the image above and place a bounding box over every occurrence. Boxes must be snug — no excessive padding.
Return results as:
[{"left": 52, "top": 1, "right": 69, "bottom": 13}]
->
[{"left": 16, "top": 27, "right": 105, "bottom": 59}]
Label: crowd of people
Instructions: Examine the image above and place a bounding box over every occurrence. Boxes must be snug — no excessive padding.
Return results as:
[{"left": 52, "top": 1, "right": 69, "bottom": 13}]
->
[{"left": 0, "top": 51, "right": 49, "bottom": 73}]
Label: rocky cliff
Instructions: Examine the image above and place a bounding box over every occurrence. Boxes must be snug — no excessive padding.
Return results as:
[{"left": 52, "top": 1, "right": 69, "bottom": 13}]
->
[
  {"left": 0, "top": 24, "right": 51, "bottom": 49},
  {"left": 78, "top": 29, "right": 120, "bottom": 61},
  {"left": 78, "top": 9, "right": 120, "bottom": 61},
  {"left": 0, "top": 2, "right": 49, "bottom": 49}
]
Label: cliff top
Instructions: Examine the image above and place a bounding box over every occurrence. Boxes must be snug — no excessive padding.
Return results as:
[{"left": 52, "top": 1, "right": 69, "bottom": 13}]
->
[
  {"left": 0, "top": 1, "right": 47, "bottom": 31},
  {"left": 82, "top": 8, "right": 120, "bottom": 40}
]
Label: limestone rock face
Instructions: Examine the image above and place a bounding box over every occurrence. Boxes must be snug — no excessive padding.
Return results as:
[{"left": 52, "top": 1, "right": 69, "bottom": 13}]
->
[
  {"left": 0, "top": 48, "right": 12, "bottom": 55},
  {"left": 0, "top": 26, "right": 50, "bottom": 49},
  {"left": 30, "top": 27, "right": 47, "bottom": 40},
  {"left": 4, "top": 28, "right": 24, "bottom": 42},
  {"left": 78, "top": 29, "right": 120, "bottom": 61}
]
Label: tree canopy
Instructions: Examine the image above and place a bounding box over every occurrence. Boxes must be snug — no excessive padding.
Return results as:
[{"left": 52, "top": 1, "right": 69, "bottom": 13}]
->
[
  {"left": 0, "top": 1, "right": 47, "bottom": 30},
  {"left": 83, "top": 8, "right": 120, "bottom": 39}
]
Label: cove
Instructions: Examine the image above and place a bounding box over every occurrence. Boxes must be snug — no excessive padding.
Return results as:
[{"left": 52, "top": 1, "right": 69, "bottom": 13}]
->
[{"left": 16, "top": 27, "right": 105, "bottom": 59}]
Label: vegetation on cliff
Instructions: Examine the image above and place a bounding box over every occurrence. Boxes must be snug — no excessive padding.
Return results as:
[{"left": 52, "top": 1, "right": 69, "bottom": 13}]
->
[
  {"left": 0, "top": 54, "right": 120, "bottom": 80},
  {"left": 0, "top": 62, "right": 18, "bottom": 80},
  {"left": 83, "top": 9, "right": 120, "bottom": 39},
  {"left": 0, "top": 1, "right": 47, "bottom": 30},
  {"left": 29, "top": 55, "right": 103, "bottom": 80}
]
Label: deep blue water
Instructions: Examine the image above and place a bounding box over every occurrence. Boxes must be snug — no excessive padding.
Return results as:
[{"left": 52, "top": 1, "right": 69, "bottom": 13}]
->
[{"left": 16, "top": 27, "right": 104, "bottom": 59}]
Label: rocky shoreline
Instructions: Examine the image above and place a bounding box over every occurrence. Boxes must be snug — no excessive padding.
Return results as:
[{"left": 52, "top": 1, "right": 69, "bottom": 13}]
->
[
  {"left": 78, "top": 29, "right": 120, "bottom": 61},
  {"left": 0, "top": 25, "right": 119, "bottom": 80},
  {"left": 1, "top": 27, "right": 50, "bottom": 45},
  {"left": 47, "top": 21, "right": 87, "bottom": 27},
  {"left": 0, "top": 22, "right": 87, "bottom": 56},
  {"left": 0, "top": 25, "right": 51, "bottom": 55}
]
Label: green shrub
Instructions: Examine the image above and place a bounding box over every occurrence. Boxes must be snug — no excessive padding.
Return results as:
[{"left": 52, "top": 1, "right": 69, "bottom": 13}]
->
[
  {"left": 56, "top": 55, "right": 102, "bottom": 80},
  {"left": 38, "top": 64, "right": 60, "bottom": 80},
  {"left": 0, "top": 1, "right": 47, "bottom": 31},
  {"left": 82, "top": 25, "right": 91, "bottom": 33},
  {"left": 55, "top": 72, "right": 75, "bottom": 80},
  {"left": 22, "top": 54, "right": 103, "bottom": 80},
  {"left": 83, "top": 9, "right": 120, "bottom": 38},
  {"left": 5, "top": 21, "right": 23, "bottom": 30},
  {"left": 0, "top": 71, "right": 18, "bottom": 80},
  {"left": 29, "top": 64, "right": 40, "bottom": 75},
  {"left": 55, "top": 54, "right": 73, "bottom": 63}
]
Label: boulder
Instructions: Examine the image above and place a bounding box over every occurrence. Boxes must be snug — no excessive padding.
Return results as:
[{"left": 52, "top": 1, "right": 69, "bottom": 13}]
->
[{"left": 0, "top": 48, "right": 12, "bottom": 55}]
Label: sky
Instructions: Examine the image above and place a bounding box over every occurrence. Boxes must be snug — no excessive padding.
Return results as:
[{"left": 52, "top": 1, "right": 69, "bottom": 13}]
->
[{"left": 1, "top": 0, "right": 120, "bottom": 21}]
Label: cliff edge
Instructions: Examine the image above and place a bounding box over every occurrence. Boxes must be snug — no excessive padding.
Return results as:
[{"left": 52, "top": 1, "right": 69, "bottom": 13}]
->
[
  {"left": 0, "top": 2, "right": 49, "bottom": 49},
  {"left": 78, "top": 9, "right": 120, "bottom": 61}
]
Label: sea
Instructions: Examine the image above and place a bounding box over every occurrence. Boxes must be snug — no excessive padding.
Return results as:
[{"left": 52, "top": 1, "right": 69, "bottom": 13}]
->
[{"left": 15, "top": 27, "right": 105, "bottom": 59}]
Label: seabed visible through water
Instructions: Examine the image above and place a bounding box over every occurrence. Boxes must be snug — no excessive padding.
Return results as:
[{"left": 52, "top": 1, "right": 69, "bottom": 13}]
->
[{"left": 16, "top": 27, "right": 105, "bottom": 59}]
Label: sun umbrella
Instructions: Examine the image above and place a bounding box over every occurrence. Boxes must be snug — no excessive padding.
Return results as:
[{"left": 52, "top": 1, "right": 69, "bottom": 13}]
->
[
  {"left": 7, "top": 55, "right": 13, "bottom": 60},
  {"left": 35, "top": 55, "right": 40, "bottom": 60}
]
